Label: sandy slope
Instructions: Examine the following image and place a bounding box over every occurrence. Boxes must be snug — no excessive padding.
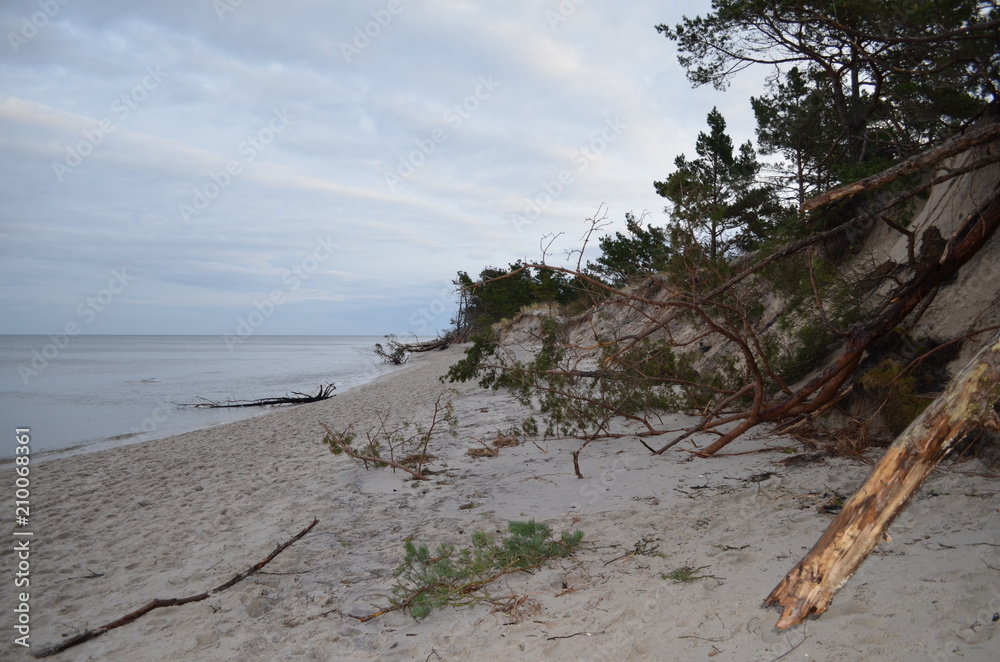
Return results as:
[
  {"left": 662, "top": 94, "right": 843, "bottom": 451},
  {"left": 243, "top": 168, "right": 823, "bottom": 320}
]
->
[{"left": 3, "top": 347, "right": 998, "bottom": 661}]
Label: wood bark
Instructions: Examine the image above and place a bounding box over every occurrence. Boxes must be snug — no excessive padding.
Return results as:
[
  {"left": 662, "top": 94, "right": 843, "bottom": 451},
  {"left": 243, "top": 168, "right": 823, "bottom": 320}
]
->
[
  {"left": 764, "top": 331, "right": 1000, "bottom": 631},
  {"left": 402, "top": 337, "right": 452, "bottom": 352}
]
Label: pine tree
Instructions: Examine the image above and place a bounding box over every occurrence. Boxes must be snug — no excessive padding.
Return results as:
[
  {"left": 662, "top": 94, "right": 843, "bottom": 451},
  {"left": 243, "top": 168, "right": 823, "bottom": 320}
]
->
[
  {"left": 655, "top": 108, "right": 780, "bottom": 260},
  {"left": 658, "top": 1, "right": 997, "bottom": 165},
  {"left": 751, "top": 67, "right": 840, "bottom": 209},
  {"left": 586, "top": 212, "right": 671, "bottom": 286}
]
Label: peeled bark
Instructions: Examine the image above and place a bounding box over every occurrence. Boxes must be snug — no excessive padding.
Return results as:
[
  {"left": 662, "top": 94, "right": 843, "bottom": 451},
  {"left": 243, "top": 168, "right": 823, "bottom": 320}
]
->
[{"left": 764, "top": 331, "right": 1000, "bottom": 630}]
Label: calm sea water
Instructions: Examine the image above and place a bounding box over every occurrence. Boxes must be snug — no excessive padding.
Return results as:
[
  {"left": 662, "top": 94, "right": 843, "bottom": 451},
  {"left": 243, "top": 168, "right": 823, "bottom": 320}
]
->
[{"left": 0, "top": 335, "right": 405, "bottom": 462}]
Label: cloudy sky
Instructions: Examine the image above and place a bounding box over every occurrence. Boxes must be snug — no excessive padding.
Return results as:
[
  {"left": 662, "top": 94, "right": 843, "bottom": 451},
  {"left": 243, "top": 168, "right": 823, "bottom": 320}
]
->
[{"left": 0, "top": 0, "right": 767, "bottom": 336}]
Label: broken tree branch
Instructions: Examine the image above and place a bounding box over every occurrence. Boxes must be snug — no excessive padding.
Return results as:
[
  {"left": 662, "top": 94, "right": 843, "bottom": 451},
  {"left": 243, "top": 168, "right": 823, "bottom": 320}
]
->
[
  {"left": 32, "top": 518, "right": 319, "bottom": 658},
  {"left": 764, "top": 329, "right": 1000, "bottom": 630},
  {"left": 319, "top": 421, "right": 431, "bottom": 481}
]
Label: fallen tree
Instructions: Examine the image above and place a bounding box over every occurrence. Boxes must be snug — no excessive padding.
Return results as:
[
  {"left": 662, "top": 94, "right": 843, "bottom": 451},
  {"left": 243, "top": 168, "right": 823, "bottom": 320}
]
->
[
  {"left": 801, "top": 122, "right": 1000, "bottom": 212},
  {"left": 374, "top": 335, "right": 455, "bottom": 366},
  {"left": 688, "top": 181, "right": 1000, "bottom": 456},
  {"left": 446, "top": 120, "right": 1000, "bottom": 467},
  {"left": 179, "top": 384, "right": 336, "bottom": 408},
  {"left": 765, "top": 329, "right": 1000, "bottom": 630},
  {"left": 402, "top": 337, "right": 453, "bottom": 352}
]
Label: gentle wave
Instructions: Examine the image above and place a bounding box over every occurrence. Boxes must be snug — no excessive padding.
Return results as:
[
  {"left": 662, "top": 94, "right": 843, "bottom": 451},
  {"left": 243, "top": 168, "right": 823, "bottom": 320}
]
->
[{"left": 0, "top": 335, "right": 406, "bottom": 461}]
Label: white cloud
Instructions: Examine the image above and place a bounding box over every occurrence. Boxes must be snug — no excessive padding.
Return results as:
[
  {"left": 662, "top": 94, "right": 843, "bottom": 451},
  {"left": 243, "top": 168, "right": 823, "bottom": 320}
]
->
[{"left": 0, "top": 0, "right": 752, "bottom": 335}]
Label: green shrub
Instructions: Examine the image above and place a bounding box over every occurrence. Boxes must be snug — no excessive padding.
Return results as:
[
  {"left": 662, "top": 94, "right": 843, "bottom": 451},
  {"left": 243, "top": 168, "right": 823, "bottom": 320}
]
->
[{"left": 391, "top": 520, "right": 584, "bottom": 620}]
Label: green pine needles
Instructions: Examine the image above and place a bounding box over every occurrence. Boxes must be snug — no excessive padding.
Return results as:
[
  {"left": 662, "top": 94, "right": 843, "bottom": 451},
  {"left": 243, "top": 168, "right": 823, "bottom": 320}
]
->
[
  {"left": 320, "top": 390, "right": 457, "bottom": 481},
  {"left": 445, "top": 316, "right": 700, "bottom": 441},
  {"left": 389, "top": 520, "right": 584, "bottom": 621}
]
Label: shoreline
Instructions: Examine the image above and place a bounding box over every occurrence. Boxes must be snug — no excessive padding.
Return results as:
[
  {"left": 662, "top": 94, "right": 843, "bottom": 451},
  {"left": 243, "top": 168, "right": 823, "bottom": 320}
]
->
[
  {"left": 1, "top": 340, "right": 410, "bottom": 467},
  {"left": 3, "top": 346, "right": 998, "bottom": 660}
]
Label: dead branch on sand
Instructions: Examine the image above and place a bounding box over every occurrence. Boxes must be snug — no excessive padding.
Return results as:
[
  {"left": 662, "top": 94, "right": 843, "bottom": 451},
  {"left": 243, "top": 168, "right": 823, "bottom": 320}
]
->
[
  {"left": 179, "top": 384, "right": 336, "bottom": 408},
  {"left": 32, "top": 518, "right": 318, "bottom": 659},
  {"left": 319, "top": 390, "right": 458, "bottom": 481}
]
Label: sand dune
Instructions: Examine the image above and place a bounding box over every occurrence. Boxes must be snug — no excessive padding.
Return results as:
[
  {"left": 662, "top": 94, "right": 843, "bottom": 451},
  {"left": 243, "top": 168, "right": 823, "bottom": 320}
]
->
[{"left": 3, "top": 347, "right": 998, "bottom": 661}]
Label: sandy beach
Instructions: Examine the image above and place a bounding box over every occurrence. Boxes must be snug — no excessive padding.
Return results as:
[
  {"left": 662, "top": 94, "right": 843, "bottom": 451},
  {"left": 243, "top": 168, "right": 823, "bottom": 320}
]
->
[{"left": 4, "top": 346, "right": 999, "bottom": 661}]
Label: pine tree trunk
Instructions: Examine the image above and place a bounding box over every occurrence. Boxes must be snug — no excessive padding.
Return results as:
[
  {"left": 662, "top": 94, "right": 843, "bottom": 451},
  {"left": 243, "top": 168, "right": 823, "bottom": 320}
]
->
[
  {"left": 801, "top": 122, "right": 1000, "bottom": 211},
  {"left": 764, "top": 330, "right": 1000, "bottom": 630}
]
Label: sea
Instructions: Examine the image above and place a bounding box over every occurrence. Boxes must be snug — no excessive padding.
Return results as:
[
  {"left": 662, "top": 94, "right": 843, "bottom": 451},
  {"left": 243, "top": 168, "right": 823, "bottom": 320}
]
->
[{"left": 0, "top": 335, "right": 408, "bottom": 463}]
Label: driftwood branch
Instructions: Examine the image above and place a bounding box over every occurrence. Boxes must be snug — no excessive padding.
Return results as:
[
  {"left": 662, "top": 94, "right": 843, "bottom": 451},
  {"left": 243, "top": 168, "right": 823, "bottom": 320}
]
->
[
  {"left": 33, "top": 518, "right": 319, "bottom": 658},
  {"left": 764, "top": 330, "right": 1000, "bottom": 630},
  {"left": 375, "top": 336, "right": 453, "bottom": 366},
  {"left": 180, "top": 384, "right": 336, "bottom": 408}
]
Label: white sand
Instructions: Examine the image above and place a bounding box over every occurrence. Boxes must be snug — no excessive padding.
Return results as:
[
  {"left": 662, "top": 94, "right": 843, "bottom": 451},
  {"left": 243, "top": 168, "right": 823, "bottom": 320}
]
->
[{"left": 3, "top": 347, "right": 999, "bottom": 661}]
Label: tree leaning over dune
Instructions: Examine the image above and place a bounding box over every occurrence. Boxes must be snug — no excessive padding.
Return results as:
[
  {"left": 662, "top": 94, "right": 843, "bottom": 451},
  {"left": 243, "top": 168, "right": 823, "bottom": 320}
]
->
[{"left": 448, "top": 119, "right": 1000, "bottom": 467}]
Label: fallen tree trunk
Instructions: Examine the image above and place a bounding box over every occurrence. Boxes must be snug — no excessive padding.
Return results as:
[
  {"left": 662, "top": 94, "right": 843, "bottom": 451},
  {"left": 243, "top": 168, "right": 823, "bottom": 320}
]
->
[
  {"left": 764, "top": 330, "right": 1000, "bottom": 630},
  {"left": 180, "top": 384, "right": 336, "bottom": 408},
  {"left": 402, "top": 337, "right": 452, "bottom": 352},
  {"left": 801, "top": 122, "right": 1000, "bottom": 211},
  {"left": 692, "top": 184, "right": 1000, "bottom": 456}
]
